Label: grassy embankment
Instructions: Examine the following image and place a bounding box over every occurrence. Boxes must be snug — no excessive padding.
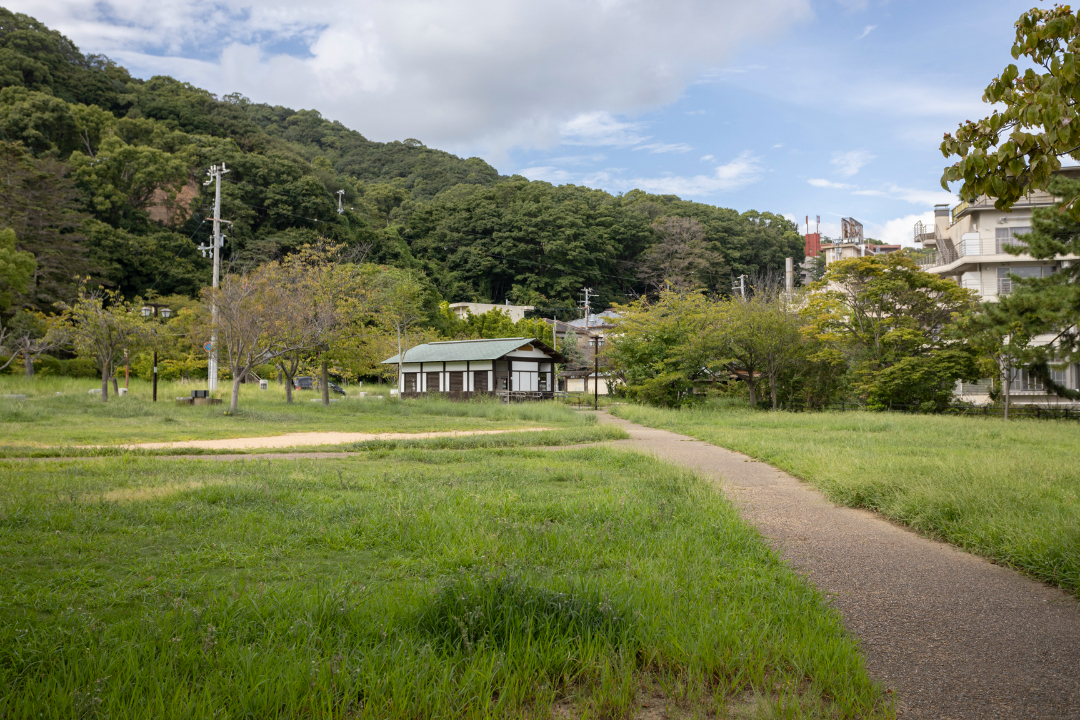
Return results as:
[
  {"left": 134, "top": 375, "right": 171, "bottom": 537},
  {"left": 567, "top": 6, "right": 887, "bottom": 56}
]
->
[
  {"left": 0, "top": 376, "right": 616, "bottom": 454},
  {"left": 0, "top": 447, "right": 889, "bottom": 718},
  {"left": 612, "top": 405, "right": 1080, "bottom": 596}
]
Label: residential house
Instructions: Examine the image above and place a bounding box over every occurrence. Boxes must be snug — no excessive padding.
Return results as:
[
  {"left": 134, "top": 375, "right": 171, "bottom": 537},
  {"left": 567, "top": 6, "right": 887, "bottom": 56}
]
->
[
  {"left": 382, "top": 337, "right": 566, "bottom": 399},
  {"left": 914, "top": 169, "right": 1080, "bottom": 403},
  {"left": 821, "top": 241, "right": 903, "bottom": 265},
  {"left": 447, "top": 302, "right": 535, "bottom": 322}
]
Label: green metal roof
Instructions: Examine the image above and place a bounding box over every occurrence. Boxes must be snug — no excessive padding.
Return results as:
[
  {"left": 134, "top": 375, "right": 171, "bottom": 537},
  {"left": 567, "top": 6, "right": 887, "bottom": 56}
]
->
[{"left": 381, "top": 337, "right": 567, "bottom": 364}]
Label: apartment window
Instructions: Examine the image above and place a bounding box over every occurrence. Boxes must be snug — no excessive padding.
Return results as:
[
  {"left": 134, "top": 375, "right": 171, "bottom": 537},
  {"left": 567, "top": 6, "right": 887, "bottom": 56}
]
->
[
  {"left": 426, "top": 372, "right": 441, "bottom": 392},
  {"left": 1008, "top": 367, "right": 1043, "bottom": 391},
  {"left": 996, "top": 226, "right": 1031, "bottom": 254},
  {"left": 997, "top": 266, "right": 1050, "bottom": 294},
  {"left": 1050, "top": 366, "right": 1068, "bottom": 387}
]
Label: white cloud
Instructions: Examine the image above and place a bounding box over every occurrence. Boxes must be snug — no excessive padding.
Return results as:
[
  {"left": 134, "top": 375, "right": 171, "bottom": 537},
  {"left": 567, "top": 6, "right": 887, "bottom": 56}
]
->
[
  {"left": 854, "top": 184, "right": 956, "bottom": 206},
  {"left": 772, "top": 143, "right": 784, "bottom": 149},
  {"left": 560, "top": 112, "right": 648, "bottom": 148},
  {"left": 831, "top": 150, "right": 874, "bottom": 177},
  {"left": 700, "top": 154, "right": 715, "bottom": 162},
  {"left": 635, "top": 142, "right": 692, "bottom": 154},
  {"left": 808, "top": 178, "right": 853, "bottom": 189},
  {"left": 14, "top": 0, "right": 812, "bottom": 154},
  {"left": 866, "top": 212, "right": 934, "bottom": 248},
  {"left": 858, "top": 25, "right": 876, "bottom": 39},
  {"left": 618, "top": 151, "right": 763, "bottom": 195}
]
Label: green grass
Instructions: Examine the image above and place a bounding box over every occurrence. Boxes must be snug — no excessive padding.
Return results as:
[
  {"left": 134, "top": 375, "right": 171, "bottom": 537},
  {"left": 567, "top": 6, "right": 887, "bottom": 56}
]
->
[
  {"left": 0, "top": 376, "right": 591, "bottom": 447},
  {"left": 612, "top": 404, "right": 1080, "bottom": 597},
  {"left": 0, "top": 425, "right": 628, "bottom": 459},
  {"left": 0, "top": 448, "right": 889, "bottom": 718}
]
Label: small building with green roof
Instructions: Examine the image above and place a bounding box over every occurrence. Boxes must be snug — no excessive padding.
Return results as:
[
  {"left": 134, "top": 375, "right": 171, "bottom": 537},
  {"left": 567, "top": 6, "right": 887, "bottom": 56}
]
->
[{"left": 381, "top": 337, "right": 567, "bottom": 399}]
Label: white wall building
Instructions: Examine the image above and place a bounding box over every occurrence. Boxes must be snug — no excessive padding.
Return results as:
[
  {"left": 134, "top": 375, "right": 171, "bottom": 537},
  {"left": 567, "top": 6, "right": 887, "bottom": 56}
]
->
[
  {"left": 447, "top": 302, "right": 535, "bottom": 323},
  {"left": 915, "top": 170, "right": 1080, "bottom": 404},
  {"left": 382, "top": 337, "right": 566, "bottom": 398}
]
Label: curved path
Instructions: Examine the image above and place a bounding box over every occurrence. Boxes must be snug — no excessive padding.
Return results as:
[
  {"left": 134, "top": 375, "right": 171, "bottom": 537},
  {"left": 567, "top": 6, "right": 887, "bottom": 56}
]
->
[{"left": 598, "top": 412, "right": 1080, "bottom": 719}]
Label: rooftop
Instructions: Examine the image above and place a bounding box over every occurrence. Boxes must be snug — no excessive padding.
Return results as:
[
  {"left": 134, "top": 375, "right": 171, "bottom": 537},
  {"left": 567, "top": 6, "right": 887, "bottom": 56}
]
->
[{"left": 381, "top": 337, "right": 567, "bottom": 364}]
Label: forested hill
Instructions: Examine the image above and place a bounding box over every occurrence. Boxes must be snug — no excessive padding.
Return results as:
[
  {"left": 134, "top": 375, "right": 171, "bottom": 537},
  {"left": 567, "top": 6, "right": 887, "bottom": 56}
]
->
[{"left": 0, "top": 7, "right": 803, "bottom": 314}]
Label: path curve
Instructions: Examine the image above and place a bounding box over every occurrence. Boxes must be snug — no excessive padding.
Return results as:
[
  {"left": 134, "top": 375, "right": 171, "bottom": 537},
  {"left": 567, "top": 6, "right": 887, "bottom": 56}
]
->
[
  {"left": 598, "top": 412, "right": 1080, "bottom": 719},
  {"left": 112, "top": 427, "right": 552, "bottom": 451}
]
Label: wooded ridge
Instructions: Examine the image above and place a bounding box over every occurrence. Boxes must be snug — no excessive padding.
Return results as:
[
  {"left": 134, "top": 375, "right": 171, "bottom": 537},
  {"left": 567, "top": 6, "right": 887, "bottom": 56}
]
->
[{"left": 0, "top": 7, "right": 803, "bottom": 316}]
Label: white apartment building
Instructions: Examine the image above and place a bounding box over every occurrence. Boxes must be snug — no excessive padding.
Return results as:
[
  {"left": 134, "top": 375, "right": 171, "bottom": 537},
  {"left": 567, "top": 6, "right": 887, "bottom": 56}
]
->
[{"left": 915, "top": 168, "right": 1080, "bottom": 404}]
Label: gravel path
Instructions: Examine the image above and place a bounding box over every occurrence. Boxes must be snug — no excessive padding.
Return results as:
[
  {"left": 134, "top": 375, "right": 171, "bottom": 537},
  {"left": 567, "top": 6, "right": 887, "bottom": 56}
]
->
[{"left": 598, "top": 412, "right": 1080, "bottom": 719}]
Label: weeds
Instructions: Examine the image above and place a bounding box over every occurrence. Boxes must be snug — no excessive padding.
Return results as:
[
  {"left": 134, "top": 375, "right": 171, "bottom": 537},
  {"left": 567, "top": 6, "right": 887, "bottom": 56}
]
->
[
  {"left": 0, "top": 448, "right": 889, "bottom": 718},
  {"left": 614, "top": 404, "right": 1080, "bottom": 597}
]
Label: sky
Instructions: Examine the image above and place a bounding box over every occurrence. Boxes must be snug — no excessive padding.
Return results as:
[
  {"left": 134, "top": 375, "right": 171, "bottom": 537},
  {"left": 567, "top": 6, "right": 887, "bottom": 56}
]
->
[{"left": 13, "top": 0, "right": 1038, "bottom": 245}]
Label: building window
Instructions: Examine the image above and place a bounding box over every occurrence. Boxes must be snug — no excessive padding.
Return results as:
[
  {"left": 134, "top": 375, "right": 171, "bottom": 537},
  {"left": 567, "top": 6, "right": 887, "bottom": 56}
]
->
[
  {"left": 473, "top": 371, "right": 488, "bottom": 393},
  {"left": 403, "top": 373, "right": 417, "bottom": 392},
  {"left": 996, "top": 226, "right": 1031, "bottom": 254},
  {"left": 997, "top": 266, "right": 1051, "bottom": 294},
  {"left": 538, "top": 373, "right": 548, "bottom": 391},
  {"left": 449, "top": 371, "right": 464, "bottom": 392},
  {"left": 1009, "top": 366, "right": 1043, "bottom": 391},
  {"left": 426, "top": 372, "right": 440, "bottom": 392}
]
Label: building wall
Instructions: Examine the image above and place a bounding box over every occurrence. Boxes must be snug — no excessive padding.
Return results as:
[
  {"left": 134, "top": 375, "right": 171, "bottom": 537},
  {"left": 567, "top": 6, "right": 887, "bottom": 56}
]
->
[{"left": 449, "top": 303, "right": 534, "bottom": 322}]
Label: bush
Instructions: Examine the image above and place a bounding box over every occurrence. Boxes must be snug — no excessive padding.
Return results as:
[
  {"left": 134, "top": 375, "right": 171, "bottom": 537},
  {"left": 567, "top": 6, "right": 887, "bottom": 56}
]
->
[{"left": 63, "top": 357, "right": 99, "bottom": 378}]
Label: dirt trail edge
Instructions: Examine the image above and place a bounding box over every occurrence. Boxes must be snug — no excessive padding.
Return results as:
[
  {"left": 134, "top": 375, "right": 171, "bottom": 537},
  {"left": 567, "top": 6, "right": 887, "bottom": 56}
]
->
[{"left": 598, "top": 412, "right": 1080, "bottom": 720}]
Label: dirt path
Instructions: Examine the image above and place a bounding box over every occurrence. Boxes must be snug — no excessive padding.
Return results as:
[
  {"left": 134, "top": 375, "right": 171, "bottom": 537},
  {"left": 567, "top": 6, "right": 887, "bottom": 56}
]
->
[
  {"left": 114, "top": 427, "right": 552, "bottom": 451},
  {"left": 598, "top": 412, "right": 1080, "bottom": 720}
]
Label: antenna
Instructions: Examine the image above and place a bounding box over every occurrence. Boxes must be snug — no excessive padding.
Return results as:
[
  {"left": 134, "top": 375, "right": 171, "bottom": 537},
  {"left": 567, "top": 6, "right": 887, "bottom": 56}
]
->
[{"left": 816, "top": 215, "right": 820, "bottom": 234}]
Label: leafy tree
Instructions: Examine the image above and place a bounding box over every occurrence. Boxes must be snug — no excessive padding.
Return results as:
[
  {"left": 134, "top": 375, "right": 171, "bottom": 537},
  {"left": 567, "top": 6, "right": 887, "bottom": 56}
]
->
[
  {"left": 637, "top": 216, "right": 723, "bottom": 291},
  {"left": 940, "top": 6, "right": 1080, "bottom": 212},
  {"left": 939, "top": 7, "right": 1080, "bottom": 399},
  {"left": 804, "top": 254, "right": 977, "bottom": 408},
  {"left": 559, "top": 331, "right": 588, "bottom": 371},
  {"left": 606, "top": 290, "right": 725, "bottom": 407},
  {"left": 200, "top": 262, "right": 309, "bottom": 413},
  {"left": 0, "top": 226, "right": 34, "bottom": 310},
  {"left": 56, "top": 286, "right": 153, "bottom": 400},
  {"left": 0, "top": 143, "right": 88, "bottom": 309},
  {"left": 376, "top": 267, "right": 426, "bottom": 386},
  {"left": 0, "top": 308, "right": 64, "bottom": 376}
]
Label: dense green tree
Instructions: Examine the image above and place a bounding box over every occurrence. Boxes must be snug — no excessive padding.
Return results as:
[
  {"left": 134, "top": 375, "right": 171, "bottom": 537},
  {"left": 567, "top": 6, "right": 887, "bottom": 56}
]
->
[
  {"left": 804, "top": 254, "right": 978, "bottom": 409},
  {"left": 0, "top": 226, "right": 33, "bottom": 310},
  {"left": 940, "top": 6, "right": 1080, "bottom": 399}
]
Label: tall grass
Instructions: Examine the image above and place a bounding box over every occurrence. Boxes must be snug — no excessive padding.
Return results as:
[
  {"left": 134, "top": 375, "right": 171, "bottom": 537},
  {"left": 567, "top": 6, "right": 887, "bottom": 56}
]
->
[
  {"left": 0, "top": 449, "right": 889, "bottom": 718},
  {"left": 0, "top": 375, "right": 590, "bottom": 447},
  {"left": 614, "top": 404, "right": 1080, "bottom": 596}
]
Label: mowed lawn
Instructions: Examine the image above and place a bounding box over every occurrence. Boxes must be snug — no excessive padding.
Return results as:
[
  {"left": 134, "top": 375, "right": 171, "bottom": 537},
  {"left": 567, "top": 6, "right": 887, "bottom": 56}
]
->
[
  {"left": 613, "top": 405, "right": 1080, "bottom": 597},
  {"left": 0, "top": 376, "right": 590, "bottom": 450},
  {"left": 0, "top": 448, "right": 889, "bottom": 719}
]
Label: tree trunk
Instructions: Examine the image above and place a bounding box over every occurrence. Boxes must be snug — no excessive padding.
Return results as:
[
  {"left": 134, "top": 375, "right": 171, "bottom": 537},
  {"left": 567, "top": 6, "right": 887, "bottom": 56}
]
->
[
  {"left": 24, "top": 352, "right": 33, "bottom": 378},
  {"left": 396, "top": 327, "right": 403, "bottom": 396},
  {"left": 111, "top": 374, "right": 119, "bottom": 397},
  {"left": 1004, "top": 364, "right": 1011, "bottom": 421},
  {"left": 280, "top": 362, "right": 294, "bottom": 403},
  {"left": 100, "top": 361, "right": 109, "bottom": 402},
  {"left": 321, "top": 354, "right": 330, "bottom": 406},
  {"left": 745, "top": 376, "right": 756, "bottom": 406},
  {"left": 230, "top": 374, "right": 242, "bottom": 413},
  {"left": 770, "top": 377, "right": 778, "bottom": 410}
]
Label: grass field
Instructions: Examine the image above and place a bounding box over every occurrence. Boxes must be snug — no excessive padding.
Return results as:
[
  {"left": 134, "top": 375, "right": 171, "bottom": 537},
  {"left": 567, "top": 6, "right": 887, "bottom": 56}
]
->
[
  {"left": 0, "top": 376, "right": 592, "bottom": 448},
  {"left": 612, "top": 404, "right": 1080, "bottom": 597},
  {"left": 0, "top": 447, "right": 889, "bottom": 718}
]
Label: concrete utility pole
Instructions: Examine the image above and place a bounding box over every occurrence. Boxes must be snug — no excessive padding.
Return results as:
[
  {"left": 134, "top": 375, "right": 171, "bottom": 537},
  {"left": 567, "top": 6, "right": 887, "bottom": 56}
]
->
[
  {"left": 732, "top": 274, "right": 747, "bottom": 299},
  {"left": 204, "top": 163, "right": 230, "bottom": 392},
  {"left": 579, "top": 287, "right": 594, "bottom": 327},
  {"left": 336, "top": 189, "right": 345, "bottom": 215},
  {"left": 592, "top": 334, "right": 601, "bottom": 411},
  {"left": 785, "top": 257, "right": 794, "bottom": 299}
]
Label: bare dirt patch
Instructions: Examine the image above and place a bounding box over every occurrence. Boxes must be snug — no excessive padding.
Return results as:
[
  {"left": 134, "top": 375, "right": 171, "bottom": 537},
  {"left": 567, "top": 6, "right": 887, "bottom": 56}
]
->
[{"left": 103, "top": 427, "right": 553, "bottom": 451}]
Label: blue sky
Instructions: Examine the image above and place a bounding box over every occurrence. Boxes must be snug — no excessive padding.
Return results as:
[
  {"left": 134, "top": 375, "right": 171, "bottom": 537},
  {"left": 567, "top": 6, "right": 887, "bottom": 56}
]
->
[{"left": 18, "top": 0, "right": 1036, "bottom": 243}]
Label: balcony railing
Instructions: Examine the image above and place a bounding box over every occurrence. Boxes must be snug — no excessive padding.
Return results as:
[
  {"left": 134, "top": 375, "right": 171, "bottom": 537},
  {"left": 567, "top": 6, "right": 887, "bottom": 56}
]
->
[
  {"left": 996, "top": 238, "right": 1027, "bottom": 255},
  {"left": 997, "top": 278, "right": 1013, "bottom": 295}
]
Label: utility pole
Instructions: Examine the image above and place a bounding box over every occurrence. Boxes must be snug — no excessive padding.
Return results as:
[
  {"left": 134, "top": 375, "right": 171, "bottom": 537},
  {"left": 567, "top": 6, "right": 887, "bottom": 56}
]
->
[
  {"left": 593, "top": 334, "right": 599, "bottom": 411},
  {"left": 732, "top": 274, "right": 747, "bottom": 299},
  {"left": 204, "top": 163, "right": 229, "bottom": 392},
  {"left": 579, "top": 287, "right": 594, "bottom": 327},
  {"left": 336, "top": 189, "right": 345, "bottom": 215},
  {"left": 785, "top": 257, "right": 794, "bottom": 300}
]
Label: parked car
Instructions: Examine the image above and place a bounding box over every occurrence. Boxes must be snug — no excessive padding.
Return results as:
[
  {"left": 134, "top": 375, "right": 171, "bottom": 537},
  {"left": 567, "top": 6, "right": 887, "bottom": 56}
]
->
[{"left": 293, "top": 376, "right": 346, "bottom": 395}]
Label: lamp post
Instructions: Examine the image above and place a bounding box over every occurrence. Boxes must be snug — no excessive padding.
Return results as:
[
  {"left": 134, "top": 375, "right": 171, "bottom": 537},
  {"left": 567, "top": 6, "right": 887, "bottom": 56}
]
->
[{"left": 141, "top": 303, "right": 172, "bottom": 402}]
